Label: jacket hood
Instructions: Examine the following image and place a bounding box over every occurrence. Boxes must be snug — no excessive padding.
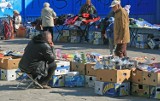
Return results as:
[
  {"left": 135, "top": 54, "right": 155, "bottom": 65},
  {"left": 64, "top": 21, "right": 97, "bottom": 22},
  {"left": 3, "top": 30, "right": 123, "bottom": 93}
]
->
[{"left": 32, "top": 34, "right": 46, "bottom": 43}]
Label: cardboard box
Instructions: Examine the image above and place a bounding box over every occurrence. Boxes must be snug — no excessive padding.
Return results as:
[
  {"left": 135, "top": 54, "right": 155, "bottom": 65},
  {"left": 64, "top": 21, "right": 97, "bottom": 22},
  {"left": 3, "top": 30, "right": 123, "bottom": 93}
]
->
[
  {"left": 137, "top": 34, "right": 148, "bottom": 42},
  {"left": 94, "top": 80, "right": 104, "bottom": 95},
  {"left": 150, "top": 86, "right": 160, "bottom": 99},
  {"left": 142, "top": 71, "right": 151, "bottom": 85},
  {"left": 70, "top": 30, "right": 79, "bottom": 36},
  {"left": 131, "top": 83, "right": 150, "bottom": 98},
  {"left": 149, "top": 72, "right": 160, "bottom": 86},
  {"left": 59, "top": 36, "right": 69, "bottom": 42},
  {"left": 1, "top": 69, "right": 17, "bottom": 81},
  {"left": 0, "top": 56, "right": 21, "bottom": 70},
  {"left": 54, "top": 66, "right": 70, "bottom": 76},
  {"left": 64, "top": 75, "right": 85, "bottom": 87},
  {"left": 136, "top": 42, "right": 140, "bottom": 48},
  {"left": 96, "top": 69, "right": 131, "bottom": 83},
  {"left": 93, "top": 39, "right": 103, "bottom": 45},
  {"left": 93, "top": 31, "right": 102, "bottom": 39},
  {"left": 148, "top": 39, "right": 156, "bottom": 49},
  {"left": 131, "top": 68, "right": 143, "bottom": 84},
  {"left": 85, "top": 75, "right": 96, "bottom": 88},
  {"left": 85, "top": 63, "right": 96, "bottom": 76},
  {"left": 103, "top": 82, "right": 130, "bottom": 97},
  {"left": 139, "top": 42, "right": 148, "bottom": 49},
  {"left": 54, "top": 61, "right": 70, "bottom": 75},
  {"left": 70, "top": 36, "right": 80, "bottom": 43},
  {"left": 95, "top": 81, "right": 130, "bottom": 96},
  {"left": 17, "top": 27, "right": 26, "bottom": 38},
  {"left": 62, "top": 30, "right": 70, "bottom": 36},
  {"left": 49, "top": 75, "right": 65, "bottom": 87},
  {"left": 70, "top": 61, "right": 86, "bottom": 75}
]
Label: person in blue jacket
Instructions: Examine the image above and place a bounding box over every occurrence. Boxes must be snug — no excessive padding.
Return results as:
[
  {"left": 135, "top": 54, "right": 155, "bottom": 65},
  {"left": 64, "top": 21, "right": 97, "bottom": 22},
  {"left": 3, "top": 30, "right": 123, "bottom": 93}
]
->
[{"left": 105, "top": 17, "right": 116, "bottom": 55}]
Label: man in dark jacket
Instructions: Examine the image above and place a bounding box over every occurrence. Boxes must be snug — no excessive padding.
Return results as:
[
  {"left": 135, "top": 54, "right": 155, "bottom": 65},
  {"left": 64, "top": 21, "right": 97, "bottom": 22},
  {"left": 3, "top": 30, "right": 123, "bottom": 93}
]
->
[
  {"left": 79, "top": 0, "right": 97, "bottom": 15},
  {"left": 19, "top": 31, "right": 56, "bottom": 89}
]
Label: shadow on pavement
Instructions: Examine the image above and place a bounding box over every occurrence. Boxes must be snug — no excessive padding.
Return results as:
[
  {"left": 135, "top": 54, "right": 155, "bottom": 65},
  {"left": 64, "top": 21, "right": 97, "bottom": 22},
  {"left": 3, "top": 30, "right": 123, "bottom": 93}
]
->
[
  {"left": 0, "top": 38, "right": 30, "bottom": 45},
  {"left": 50, "top": 87, "right": 158, "bottom": 101}
]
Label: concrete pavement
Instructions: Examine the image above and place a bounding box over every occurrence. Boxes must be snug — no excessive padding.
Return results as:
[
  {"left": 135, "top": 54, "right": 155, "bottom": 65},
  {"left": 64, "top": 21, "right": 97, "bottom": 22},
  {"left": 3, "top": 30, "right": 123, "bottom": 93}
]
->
[{"left": 0, "top": 38, "right": 160, "bottom": 101}]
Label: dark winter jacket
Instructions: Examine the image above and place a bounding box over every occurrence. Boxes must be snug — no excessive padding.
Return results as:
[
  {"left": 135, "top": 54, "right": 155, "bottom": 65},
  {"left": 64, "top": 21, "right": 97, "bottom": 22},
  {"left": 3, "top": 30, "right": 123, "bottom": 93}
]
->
[{"left": 19, "top": 34, "right": 55, "bottom": 76}]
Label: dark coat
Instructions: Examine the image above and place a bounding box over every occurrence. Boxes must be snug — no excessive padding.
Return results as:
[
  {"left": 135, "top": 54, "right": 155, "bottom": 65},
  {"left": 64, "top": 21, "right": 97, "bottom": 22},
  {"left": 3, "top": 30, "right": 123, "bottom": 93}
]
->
[{"left": 19, "top": 34, "right": 55, "bottom": 76}]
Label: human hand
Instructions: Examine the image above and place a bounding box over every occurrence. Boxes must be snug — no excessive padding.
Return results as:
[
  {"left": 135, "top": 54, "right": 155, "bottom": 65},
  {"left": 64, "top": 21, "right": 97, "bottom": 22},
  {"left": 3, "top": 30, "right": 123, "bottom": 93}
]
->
[
  {"left": 48, "top": 42, "right": 54, "bottom": 47},
  {"left": 117, "top": 40, "right": 123, "bottom": 44},
  {"left": 104, "top": 34, "right": 107, "bottom": 39}
]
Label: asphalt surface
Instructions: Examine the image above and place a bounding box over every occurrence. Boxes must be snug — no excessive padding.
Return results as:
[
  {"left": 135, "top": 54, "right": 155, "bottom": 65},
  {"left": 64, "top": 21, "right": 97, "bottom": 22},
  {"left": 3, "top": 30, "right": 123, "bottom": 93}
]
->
[{"left": 0, "top": 38, "right": 160, "bottom": 101}]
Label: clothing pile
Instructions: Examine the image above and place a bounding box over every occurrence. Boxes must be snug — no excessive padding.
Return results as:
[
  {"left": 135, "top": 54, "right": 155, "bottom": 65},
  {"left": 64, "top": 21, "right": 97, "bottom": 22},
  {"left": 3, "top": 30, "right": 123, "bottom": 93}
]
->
[
  {"left": 64, "top": 13, "right": 100, "bottom": 26},
  {"left": 0, "top": 17, "right": 12, "bottom": 40}
]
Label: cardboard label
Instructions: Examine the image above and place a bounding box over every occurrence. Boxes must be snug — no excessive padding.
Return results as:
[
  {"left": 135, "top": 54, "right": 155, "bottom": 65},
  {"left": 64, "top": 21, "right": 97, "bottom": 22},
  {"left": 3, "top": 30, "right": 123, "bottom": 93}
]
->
[
  {"left": 103, "top": 82, "right": 130, "bottom": 97},
  {"left": 49, "top": 75, "right": 65, "bottom": 87}
]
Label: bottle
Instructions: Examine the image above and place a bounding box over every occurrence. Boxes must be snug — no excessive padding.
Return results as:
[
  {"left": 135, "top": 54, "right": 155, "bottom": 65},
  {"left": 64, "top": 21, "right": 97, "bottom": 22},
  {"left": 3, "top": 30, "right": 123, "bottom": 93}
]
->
[{"left": 81, "top": 52, "right": 86, "bottom": 63}]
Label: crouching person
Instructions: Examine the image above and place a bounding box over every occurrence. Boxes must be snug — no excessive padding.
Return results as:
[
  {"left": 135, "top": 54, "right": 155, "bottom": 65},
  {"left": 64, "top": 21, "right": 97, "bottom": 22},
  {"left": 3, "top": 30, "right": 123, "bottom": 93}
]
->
[{"left": 19, "top": 31, "right": 56, "bottom": 89}]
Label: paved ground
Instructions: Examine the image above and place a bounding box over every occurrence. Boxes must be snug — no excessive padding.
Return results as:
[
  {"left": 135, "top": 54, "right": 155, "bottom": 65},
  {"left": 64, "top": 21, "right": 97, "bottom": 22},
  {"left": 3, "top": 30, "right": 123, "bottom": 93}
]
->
[{"left": 0, "top": 38, "right": 160, "bottom": 101}]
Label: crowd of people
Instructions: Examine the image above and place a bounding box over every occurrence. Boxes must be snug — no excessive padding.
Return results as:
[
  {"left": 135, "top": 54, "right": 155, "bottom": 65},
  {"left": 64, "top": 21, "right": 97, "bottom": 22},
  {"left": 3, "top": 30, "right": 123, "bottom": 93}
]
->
[{"left": 17, "top": 0, "right": 131, "bottom": 89}]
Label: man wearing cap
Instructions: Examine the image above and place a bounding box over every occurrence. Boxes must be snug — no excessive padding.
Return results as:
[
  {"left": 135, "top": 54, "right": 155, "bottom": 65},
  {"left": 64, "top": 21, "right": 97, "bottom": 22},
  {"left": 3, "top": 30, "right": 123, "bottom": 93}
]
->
[
  {"left": 110, "top": 0, "right": 130, "bottom": 58},
  {"left": 41, "top": 2, "right": 56, "bottom": 41}
]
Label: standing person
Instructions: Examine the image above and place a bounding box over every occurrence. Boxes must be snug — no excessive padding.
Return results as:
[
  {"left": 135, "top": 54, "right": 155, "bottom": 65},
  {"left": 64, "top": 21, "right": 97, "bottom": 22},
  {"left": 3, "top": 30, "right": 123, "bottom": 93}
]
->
[
  {"left": 19, "top": 31, "right": 57, "bottom": 89},
  {"left": 13, "top": 10, "right": 22, "bottom": 37},
  {"left": 124, "top": 5, "right": 131, "bottom": 15},
  {"left": 41, "top": 2, "right": 56, "bottom": 41},
  {"left": 79, "top": 0, "right": 97, "bottom": 15},
  {"left": 110, "top": 0, "right": 130, "bottom": 58},
  {"left": 105, "top": 17, "right": 115, "bottom": 55}
]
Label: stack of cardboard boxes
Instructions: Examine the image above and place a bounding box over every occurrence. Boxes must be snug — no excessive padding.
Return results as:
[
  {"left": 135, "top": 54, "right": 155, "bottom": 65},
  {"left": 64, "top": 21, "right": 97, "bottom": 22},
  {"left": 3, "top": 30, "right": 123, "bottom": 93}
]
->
[
  {"left": 93, "top": 31, "right": 103, "bottom": 45},
  {"left": 131, "top": 67, "right": 160, "bottom": 99},
  {"left": 49, "top": 60, "right": 70, "bottom": 87},
  {"left": 0, "top": 56, "right": 21, "bottom": 81},
  {"left": 59, "top": 30, "right": 70, "bottom": 42},
  {"left": 95, "top": 69, "right": 131, "bottom": 97},
  {"left": 70, "top": 30, "right": 81, "bottom": 43},
  {"left": 135, "top": 34, "right": 148, "bottom": 49}
]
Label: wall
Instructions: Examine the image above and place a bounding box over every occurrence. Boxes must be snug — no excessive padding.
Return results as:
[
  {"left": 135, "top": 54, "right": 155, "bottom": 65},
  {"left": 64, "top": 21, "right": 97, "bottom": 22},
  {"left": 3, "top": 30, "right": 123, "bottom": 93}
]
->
[
  {"left": 23, "top": 0, "right": 158, "bottom": 23},
  {"left": 0, "top": 0, "right": 22, "bottom": 17},
  {"left": 156, "top": 0, "right": 160, "bottom": 24},
  {"left": 0, "top": 0, "right": 158, "bottom": 24}
]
